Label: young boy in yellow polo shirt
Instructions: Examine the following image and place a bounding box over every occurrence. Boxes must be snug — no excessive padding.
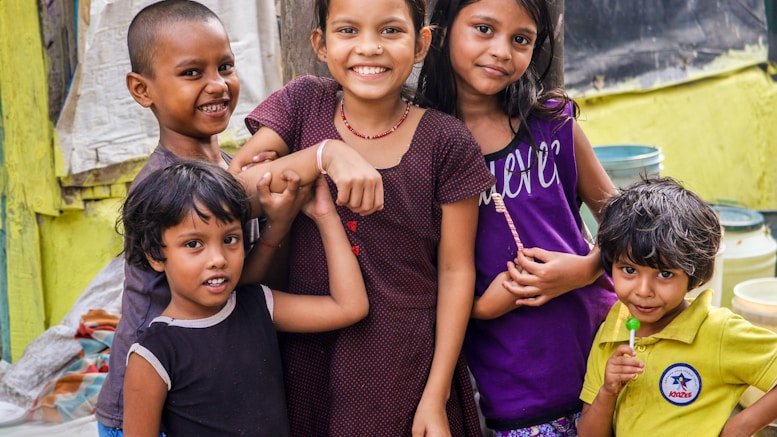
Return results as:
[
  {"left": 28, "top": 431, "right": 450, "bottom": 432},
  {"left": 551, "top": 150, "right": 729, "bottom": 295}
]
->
[{"left": 577, "top": 177, "right": 777, "bottom": 436}]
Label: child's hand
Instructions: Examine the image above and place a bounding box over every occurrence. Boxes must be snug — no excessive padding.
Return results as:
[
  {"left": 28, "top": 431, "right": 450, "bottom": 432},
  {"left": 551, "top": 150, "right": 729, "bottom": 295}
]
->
[
  {"left": 412, "top": 397, "right": 450, "bottom": 437},
  {"left": 319, "top": 140, "right": 384, "bottom": 215},
  {"left": 602, "top": 344, "right": 643, "bottom": 397},
  {"left": 226, "top": 128, "right": 281, "bottom": 174},
  {"left": 302, "top": 176, "right": 337, "bottom": 221},
  {"left": 257, "top": 170, "right": 310, "bottom": 240},
  {"left": 239, "top": 150, "right": 280, "bottom": 172},
  {"left": 505, "top": 248, "right": 601, "bottom": 306}
]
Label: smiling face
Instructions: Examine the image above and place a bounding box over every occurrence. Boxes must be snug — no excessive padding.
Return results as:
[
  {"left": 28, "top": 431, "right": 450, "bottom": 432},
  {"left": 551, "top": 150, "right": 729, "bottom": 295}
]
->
[
  {"left": 612, "top": 255, "right": 692, "bottom": 336},
  {"left": 133, "top": 18, "right": 240, "bottom": 145},
  {"left": 311, "top": 0, "right": 429, "bottom": 103},
  {"left": 148, "top": 205, "right": 245, "bottom": 320},
  {"left": 448, "top": 0, "right": 537, "bottom": 101}
]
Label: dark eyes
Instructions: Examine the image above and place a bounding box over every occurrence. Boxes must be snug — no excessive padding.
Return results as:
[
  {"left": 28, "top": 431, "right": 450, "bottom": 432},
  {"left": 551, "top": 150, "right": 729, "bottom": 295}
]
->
[
  {"left": 475, "top": 25, "right": 491, "bottom": 34},
  {"left": 658, "top": 271, "right": 675, "bottom": 279},
  {"left": 180, "top": 62, "right": 234, "bottom": 78},
  {"left": 474, "top": 25, "right": 532, "bottom": 46}
]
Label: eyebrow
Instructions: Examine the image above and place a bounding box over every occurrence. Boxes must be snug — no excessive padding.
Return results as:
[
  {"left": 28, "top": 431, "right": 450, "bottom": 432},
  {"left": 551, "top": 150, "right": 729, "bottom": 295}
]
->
[
  {"left": 470, "top": 14, "right": 538, "bottom": 36},
  {"left": 174, "top": 58, "right": 202, "bottom": 69},
  {"left": 173, "top": 52, "right": 234, "bottom": 70},
  {"left": 329, "top": 15, "right": 410, "bottom": 27}
]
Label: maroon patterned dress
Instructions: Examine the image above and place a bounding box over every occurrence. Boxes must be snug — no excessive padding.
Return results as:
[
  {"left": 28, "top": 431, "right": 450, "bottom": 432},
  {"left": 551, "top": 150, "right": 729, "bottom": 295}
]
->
[{"left": 246, "top": 76, "right": 494, "bottom": 436}]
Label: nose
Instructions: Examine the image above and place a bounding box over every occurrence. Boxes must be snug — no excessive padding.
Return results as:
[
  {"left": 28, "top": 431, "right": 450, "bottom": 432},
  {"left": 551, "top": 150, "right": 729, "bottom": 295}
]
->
[
  {"left": 355, "top": 34, "right": 382, "bottom": 56},
  {"left": 490, "top": 37, "right": 513, "bottom": 61},
  {"left": 634, "top": 276, "right": 654, "bottom": 299},
  {"left": 204, "top": 70, "right": 229, "bottom": 94},
  {"left": 207, "top": 246, "right": 228, "bottom": 269}
]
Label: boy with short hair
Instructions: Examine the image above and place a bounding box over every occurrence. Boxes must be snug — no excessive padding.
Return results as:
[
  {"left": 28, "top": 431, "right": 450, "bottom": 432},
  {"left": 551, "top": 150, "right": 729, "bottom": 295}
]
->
[
  {"left": 577, "top": 177, "right": 777, "bottom": 436},
  {"left": 96, "top": 1, "right": 380, "bottom": 434},
  {"left": 97, "top": 2, "right": 255, "bottom": 433}
]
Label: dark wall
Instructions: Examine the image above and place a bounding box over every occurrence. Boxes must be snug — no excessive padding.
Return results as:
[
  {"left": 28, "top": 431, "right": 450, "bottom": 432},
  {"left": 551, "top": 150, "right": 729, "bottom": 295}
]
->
[{"left": 564, "top": 0, "right": 768, "bottom": 92}]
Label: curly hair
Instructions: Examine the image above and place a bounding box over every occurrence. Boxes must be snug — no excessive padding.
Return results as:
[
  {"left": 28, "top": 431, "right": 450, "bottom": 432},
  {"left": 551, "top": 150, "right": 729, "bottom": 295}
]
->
[
  {"left": 118, "top": 160, "right": 251, "bottom": 271},
  {"left": 597, "top": 177, "right": 721, "bottom": 291}
]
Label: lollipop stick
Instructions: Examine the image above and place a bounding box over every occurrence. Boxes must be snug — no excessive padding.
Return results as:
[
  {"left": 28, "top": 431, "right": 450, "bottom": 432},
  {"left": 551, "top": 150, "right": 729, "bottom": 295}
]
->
[
  {"left": 626, "top": 317, "right": 641, "bottom": 350},
  {"left": 491, "top": 193, "right": 524, "bottom": 251}
]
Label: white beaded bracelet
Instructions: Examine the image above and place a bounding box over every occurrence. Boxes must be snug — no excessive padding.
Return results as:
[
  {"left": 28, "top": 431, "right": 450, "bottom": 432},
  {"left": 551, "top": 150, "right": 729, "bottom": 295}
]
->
[{"left": 316, "top": 139, "right": 329, "bottom": 175}]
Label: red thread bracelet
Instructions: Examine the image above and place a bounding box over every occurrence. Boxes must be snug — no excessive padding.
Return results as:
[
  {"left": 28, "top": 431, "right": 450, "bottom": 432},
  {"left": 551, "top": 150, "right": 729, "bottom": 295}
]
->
[
  {"left": 258, "top": 237, "right": 280, "bottom": 249},
  {"left": 316, "top": 139, "right": 329, "bottom": 175}
]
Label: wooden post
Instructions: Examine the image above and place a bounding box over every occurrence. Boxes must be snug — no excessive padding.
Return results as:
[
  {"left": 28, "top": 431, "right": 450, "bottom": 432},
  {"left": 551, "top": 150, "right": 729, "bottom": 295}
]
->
[
  {"left": 279, "top": 0, "right": 329, "bottom": 82},
  {"left": 542, "top": 0, "right": 565, "bottom": 90},
  {"left": 766, "top": 0, "right": 777, "bottom": 63}
]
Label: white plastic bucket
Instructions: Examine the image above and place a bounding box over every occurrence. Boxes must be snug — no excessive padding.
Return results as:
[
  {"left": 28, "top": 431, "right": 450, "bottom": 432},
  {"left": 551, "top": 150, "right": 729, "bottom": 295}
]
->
[
  {"left": 731, "top": 278, "right": 777, "bottom": 412},
  {"left": 732, "top": 278, "right": 777, "bottom": 330},
  {"left": 713, "top": 206, "right": 777, "bottom": 309}
]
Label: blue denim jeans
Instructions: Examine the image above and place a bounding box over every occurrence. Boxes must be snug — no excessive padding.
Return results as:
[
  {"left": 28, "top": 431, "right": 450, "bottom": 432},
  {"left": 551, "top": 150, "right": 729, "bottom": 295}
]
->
[
  {"left": 97, "top": 421, "right": 165, "bottom": 437},
  {"left": 97, "top": 422, "right": 123, "bottom": 437}
]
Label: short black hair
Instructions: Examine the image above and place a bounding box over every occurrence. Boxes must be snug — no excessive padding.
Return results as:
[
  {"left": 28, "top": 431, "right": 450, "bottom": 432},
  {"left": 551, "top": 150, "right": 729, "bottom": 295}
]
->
[
  {"left": 597, "top": 177, "right": 721, "bottom": 290},
  {"left": 127, "top": 0, "right": 222, "bottom": 76},
  {"left": 119, "top": 160, "right": 251, "bottom": 271}
]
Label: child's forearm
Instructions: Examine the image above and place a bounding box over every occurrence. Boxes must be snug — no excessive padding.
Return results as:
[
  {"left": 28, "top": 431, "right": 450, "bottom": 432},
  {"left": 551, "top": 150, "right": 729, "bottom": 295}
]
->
[
  {"left": 234, "top": 139, "right": 384, "bottom": 217},
  {"left": 428, "top": 269, "right": 473, "bottom": 398},
  {"left": 239, "top": 232, "right": 284, "bottom": 286},
  {"left": 577, "top": 393, "right": 617, "bottom": 437},
  {"left": 417, "top": 199, "right": 478, "bottom": 418},
  {"left": 472, "top": 271, "right": 521, "bottom": 319},
  {"left": 236, "top": 145, "right": 321, "bottom": 195},
  {"left": 317, "top": 212, "right": 368, "bottom": 326},
  {"left": 583, "top": 244, "right": 606, "bottom": 284},
  {"left": 722, "top": 386, "right": 777, "bottom": 436}
]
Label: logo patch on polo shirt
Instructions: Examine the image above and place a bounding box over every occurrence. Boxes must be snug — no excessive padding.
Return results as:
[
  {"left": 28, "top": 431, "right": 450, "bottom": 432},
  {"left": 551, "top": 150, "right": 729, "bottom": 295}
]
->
[{"left": 659, "top": 363, "right": 701, "bottom": 406}]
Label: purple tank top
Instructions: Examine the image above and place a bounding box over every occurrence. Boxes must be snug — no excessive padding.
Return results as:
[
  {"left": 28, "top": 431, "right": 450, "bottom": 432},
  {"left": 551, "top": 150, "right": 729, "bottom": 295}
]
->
[{"left": 465, "top": 104, "right": 616, "bottom": 428}]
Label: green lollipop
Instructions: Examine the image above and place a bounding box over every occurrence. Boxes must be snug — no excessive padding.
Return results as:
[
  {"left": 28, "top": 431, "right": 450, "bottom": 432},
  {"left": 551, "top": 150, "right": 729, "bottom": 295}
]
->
[{"left": 626, "top": 317, "right": 640, "bottom": 349}]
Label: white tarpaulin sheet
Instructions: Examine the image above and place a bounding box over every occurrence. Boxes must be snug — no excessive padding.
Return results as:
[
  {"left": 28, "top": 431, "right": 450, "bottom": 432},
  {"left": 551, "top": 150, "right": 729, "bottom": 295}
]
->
[{"left": 56, "top": 0, "right": 283, "bottom": 176}]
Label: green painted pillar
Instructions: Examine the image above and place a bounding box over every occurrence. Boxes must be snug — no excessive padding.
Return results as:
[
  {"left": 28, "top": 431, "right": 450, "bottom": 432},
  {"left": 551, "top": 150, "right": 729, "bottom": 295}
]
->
[
  {"left": 0, "top": 89, "right": 8, "bottom": 362},
  {"left": 0, "top": 0, "right": 58, "bottom": 361}
]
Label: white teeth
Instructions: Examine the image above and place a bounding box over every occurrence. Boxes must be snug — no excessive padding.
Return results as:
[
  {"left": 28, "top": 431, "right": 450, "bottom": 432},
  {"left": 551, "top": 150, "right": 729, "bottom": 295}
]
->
[
  {"left": 353, "top": 66, "right": 387, "bottom": 75},
  {"left": 207, "top": 278, "right": 226, "bottom": 286},
  {"left": 199, "top": 103, "right": 226, "bottom": 113}
]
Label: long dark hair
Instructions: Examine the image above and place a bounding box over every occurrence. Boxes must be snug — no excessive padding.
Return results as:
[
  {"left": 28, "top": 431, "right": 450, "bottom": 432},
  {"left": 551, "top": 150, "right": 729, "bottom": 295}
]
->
[{"left": 417, "top": 0, "right": 577, "bottom": 153}]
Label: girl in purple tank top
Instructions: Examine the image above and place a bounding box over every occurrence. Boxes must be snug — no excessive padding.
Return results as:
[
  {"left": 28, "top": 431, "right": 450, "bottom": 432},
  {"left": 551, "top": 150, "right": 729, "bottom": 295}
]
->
[{"left": 418, "top": 1, "right": 618, "bottom": 435}]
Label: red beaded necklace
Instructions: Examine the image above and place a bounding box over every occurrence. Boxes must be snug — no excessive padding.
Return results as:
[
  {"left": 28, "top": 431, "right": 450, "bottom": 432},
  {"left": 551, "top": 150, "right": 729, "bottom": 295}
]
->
[{"left": 340, "top": 98, "right": 411, "bottom": 140}]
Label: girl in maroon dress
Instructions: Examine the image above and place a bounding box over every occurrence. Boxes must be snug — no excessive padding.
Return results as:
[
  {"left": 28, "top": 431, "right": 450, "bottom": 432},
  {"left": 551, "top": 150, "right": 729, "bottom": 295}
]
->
[{"left": 229, "top": 0, "right": 494, "bottom": 435}]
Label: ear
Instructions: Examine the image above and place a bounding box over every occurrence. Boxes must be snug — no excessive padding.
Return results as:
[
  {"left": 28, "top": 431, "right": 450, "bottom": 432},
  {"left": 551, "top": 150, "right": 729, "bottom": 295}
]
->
[
  {"left": 146, "top": 253, "right": 166, "bottom": 273},
  {"left": 414, "top": 26, "right": 432, "bottom": 63},
  {"left": 126, "top": 72, "right": 153, "bottom": 108},
  {"left": 311, "top": 28, "right": 327, "bottom": 62}
]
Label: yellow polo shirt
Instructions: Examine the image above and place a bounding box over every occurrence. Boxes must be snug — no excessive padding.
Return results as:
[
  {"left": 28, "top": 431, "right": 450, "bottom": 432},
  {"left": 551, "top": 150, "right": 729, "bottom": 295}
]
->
[{"left": 581, "top": 290, "right": 777, "bottom": 436}]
